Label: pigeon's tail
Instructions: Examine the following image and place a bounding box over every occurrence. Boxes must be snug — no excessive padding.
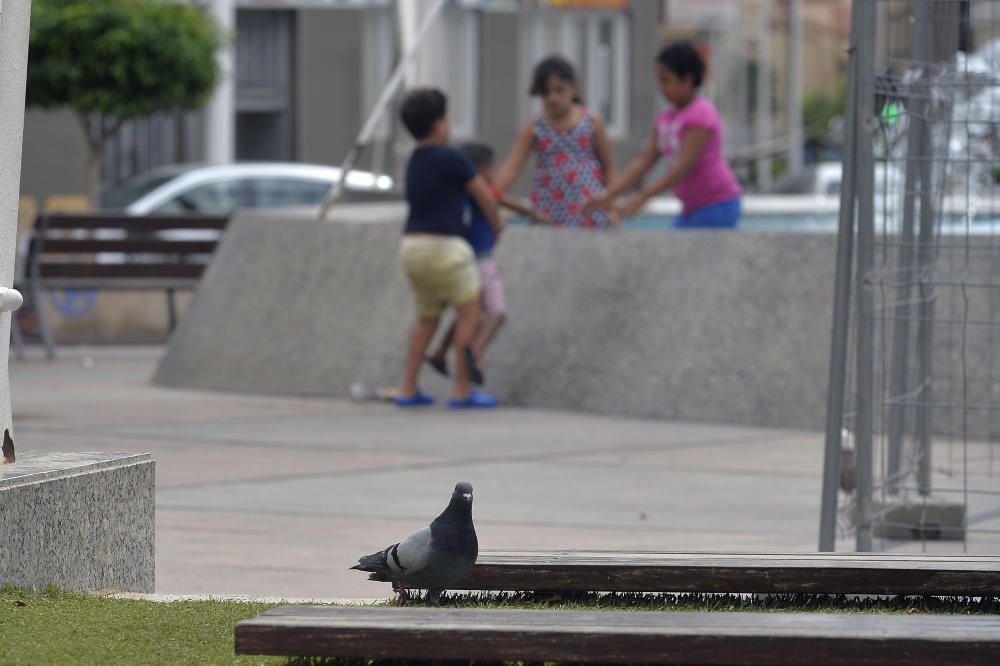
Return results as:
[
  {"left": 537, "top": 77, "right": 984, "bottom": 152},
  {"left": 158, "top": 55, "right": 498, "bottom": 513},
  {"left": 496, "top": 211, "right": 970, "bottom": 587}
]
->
[{"left": 350, "top": 547, "right": 393, "bottom": 575}]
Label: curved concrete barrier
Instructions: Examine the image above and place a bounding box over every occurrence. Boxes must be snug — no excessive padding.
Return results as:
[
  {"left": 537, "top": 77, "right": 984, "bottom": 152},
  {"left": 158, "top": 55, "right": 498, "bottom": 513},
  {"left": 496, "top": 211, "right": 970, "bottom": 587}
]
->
[{"left": 154, "top": 205, "right": 838, "bottom": 430}]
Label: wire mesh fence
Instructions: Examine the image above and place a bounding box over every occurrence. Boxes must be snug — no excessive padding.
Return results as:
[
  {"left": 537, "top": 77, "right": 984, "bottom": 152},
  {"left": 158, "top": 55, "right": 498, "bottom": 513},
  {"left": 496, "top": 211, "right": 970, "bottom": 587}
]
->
[{"left": 821, "top": 0, "right": 1000, "bottom": 553}]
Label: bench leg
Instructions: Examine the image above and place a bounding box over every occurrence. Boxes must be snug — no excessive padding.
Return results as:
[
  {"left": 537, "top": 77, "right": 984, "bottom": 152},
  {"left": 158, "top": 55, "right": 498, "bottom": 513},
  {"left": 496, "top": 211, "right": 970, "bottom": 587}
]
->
[
  {"left": 31, "top": 281, "right": 55, "bottom": 361},
  {"left": 10, "top": 314, "right": 25, "bottom": 360},
  {"left": 166, "top": 289, "right": 178, "bottom": 332},
  {"left": 9, "top": 312, "right": 25, "bottom": 360}
]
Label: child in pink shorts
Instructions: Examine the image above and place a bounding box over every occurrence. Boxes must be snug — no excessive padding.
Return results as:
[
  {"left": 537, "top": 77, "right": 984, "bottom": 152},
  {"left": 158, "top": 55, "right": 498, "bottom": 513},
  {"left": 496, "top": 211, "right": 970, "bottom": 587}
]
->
[{"left": 426, "top": 142, "right": 544, "bottom": 385}]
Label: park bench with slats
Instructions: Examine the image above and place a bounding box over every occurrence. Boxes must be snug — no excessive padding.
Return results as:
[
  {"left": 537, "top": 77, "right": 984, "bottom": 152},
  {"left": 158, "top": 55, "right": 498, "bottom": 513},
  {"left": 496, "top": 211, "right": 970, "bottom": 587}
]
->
[
  {"left": 452, "top": 550, "right": 1000, "bottom": 596},
  {"left": 235, "top": 605, "right": 1000, "bottom": 665},
  {"left": 236, "top": 551, "right": 1000, "bottom": 663},
  {"left": 23, "top": 212, "right": 228, "bottom": 359}
]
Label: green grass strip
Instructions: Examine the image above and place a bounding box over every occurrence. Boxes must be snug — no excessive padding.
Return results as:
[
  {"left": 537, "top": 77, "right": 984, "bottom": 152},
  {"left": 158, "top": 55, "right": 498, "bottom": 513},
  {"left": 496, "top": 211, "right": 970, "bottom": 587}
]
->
[
  {"left": 1, "top": 587, "right": 997, "bottom": 665},
  {"left": 440, "top": 590, "right": 1000, "bottom": 614},
  {"left": 0, "top": 586, "right": 285, "bottom": 665}
]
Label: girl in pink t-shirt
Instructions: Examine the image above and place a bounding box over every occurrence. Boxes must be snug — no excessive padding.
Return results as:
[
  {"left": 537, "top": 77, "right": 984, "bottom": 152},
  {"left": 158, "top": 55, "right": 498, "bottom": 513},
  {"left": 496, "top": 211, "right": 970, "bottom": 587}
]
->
[{"left": 587, "top": 42, "right": 742, "bottom": 228}]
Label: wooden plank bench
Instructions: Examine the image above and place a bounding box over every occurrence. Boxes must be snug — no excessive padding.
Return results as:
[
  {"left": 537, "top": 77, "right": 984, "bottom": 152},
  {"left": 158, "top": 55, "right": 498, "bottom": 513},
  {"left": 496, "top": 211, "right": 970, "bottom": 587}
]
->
[
  {"left": 23, "top": 212, "right": 228, "bottom": 359},
  {"left": 235, "top": 605, "right": 1000, "bottom": 665},
  {"left": 447, "top": 551, "right": 1000, "bottom": 597}
]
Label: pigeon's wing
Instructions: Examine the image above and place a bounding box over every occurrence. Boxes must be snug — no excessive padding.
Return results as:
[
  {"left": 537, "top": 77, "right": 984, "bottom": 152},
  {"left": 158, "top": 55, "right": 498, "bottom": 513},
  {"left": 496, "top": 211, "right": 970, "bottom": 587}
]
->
[{"left": 389, "top": 525, "right": 434, "bottom": 577}]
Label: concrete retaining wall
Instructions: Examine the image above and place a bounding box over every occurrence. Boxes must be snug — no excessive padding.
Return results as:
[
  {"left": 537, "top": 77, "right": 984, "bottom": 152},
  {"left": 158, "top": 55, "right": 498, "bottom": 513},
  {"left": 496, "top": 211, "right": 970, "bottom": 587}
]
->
[
  {"left": 154, "top": 207, "right": 1000, "bottom": 436},
  {"left": 154, "top": 207, "right": 838, "bottom": 430}
]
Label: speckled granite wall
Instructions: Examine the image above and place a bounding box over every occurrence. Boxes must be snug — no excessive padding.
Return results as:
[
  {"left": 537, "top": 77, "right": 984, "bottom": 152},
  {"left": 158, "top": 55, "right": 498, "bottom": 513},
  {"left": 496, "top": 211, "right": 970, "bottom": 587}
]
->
[
  {"left": 153, "top": 207, "right": 1000, "bottom": 435},
  {"left": 154, "top": 207, "right": 837, "bottom": 430},
  {"left": 0, "top": 452, "right": 154, "bottom": 592}
]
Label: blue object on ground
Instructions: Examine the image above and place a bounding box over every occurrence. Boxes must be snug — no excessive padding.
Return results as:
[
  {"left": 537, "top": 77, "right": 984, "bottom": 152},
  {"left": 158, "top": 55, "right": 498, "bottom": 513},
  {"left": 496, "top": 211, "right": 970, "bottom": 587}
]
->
[
  {"left": 395, "top": 391, "right": 435, "bottom": 407},
  {"left": 48, "top": 289, "right": 98, "bottom": 317},
  {"left": 448, "top": 390, "right": 498, "bottom": 409}
]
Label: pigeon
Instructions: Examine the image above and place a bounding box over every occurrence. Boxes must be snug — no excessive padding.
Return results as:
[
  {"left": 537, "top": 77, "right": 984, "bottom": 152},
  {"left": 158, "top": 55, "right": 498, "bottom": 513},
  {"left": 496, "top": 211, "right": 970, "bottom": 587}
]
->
[
  {"left": 2, "top": 429, "right": 13, "bottom": 464},
  {"left": 351, "top": 481, "right": 478, "bottom": 606}
]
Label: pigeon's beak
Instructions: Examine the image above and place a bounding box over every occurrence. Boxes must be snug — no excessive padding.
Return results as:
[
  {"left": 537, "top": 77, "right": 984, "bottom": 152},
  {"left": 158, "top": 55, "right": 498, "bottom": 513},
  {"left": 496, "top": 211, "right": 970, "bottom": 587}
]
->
[{"left": 462, "top": 493, "right": 472, "bottom": 500}]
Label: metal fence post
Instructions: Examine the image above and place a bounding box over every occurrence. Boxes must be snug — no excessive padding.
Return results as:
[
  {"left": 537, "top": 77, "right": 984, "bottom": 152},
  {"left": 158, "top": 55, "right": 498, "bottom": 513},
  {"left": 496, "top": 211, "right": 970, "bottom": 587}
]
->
[
  {"left": 853, "top": 0, "right": 878, "bottom": 553},
  {"left": 819, "top": 0, "right": 865, "bottom": 553},
  {"left": 886, "top": 0, "right": 934, "bottom": 494}
]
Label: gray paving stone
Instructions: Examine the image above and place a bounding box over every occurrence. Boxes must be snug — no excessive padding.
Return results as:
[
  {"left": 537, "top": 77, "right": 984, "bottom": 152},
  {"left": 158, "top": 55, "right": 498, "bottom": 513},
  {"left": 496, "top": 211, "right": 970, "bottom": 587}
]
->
[{"left": 10, "top": 347, "right": 1000, "bottom": 599}]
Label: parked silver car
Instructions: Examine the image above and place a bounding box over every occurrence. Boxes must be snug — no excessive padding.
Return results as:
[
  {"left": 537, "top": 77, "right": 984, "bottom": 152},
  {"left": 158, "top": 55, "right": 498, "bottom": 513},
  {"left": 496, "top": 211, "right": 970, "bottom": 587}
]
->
[{"left": 102, "top": 162, "right": 398, "bottom": 214}]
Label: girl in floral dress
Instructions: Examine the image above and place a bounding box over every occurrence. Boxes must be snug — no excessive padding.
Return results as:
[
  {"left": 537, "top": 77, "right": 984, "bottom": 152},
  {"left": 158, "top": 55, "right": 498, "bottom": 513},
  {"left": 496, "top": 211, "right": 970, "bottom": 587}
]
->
[{"left": 495, "top": 55, "right": 617, "bottom": 229}]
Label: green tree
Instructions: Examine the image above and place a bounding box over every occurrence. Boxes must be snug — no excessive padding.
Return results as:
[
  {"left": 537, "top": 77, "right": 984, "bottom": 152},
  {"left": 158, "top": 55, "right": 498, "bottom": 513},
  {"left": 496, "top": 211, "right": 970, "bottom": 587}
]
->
[
  {"left": 26, "top": 0, "right": 224, "bottom": 206},
  {"left": 803, "top": 77, "right": 847, "bottom": 141}
]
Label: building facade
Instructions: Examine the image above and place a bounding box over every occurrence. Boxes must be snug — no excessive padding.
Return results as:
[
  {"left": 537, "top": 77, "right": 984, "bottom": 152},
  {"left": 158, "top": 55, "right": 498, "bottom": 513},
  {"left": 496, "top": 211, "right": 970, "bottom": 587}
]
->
[{"left": 19, "top": 0, "right": 660, "bottom": 203}]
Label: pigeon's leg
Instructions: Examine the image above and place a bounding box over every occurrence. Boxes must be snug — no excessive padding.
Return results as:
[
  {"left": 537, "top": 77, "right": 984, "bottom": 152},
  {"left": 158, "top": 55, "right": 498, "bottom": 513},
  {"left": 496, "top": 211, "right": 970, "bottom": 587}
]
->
[
  {"left": 392, "top": 581, "right": 410, "bottom": 606},
  {"left": 427, "top": 588, "right": 443, "bottom": 607}
]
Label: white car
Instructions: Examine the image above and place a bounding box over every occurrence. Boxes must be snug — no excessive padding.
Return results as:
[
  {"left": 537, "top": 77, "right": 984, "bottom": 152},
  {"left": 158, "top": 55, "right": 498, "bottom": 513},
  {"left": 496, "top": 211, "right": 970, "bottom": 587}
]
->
[
  {"left": 770, "top": 161, "right": 904, "bottom": 197},
  {"left": 102, "top": 162, "right": 397, "bottom": 215}
]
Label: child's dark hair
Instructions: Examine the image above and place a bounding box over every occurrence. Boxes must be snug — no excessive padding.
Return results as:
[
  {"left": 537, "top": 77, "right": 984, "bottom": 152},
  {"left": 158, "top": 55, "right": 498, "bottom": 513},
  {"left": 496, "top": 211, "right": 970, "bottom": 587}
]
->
[
  {"left": 460, "top": 142, "right": 494, "bottom": 170},
  {"left": 530, "top": 54, "right": 579, "bottom": 98},
  {"left": 657, "top": 42, "right": 705, "bottom": 88},
  {"left": 400, "top": 87, "right": 447, "bottom": 140}
]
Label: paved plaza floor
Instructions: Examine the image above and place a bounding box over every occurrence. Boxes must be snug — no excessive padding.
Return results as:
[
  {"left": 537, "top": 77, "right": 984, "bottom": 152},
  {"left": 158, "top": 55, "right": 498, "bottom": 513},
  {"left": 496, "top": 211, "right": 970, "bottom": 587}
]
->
[{"left": 11, "top": 346, "right": 1000, "bottom": 599}]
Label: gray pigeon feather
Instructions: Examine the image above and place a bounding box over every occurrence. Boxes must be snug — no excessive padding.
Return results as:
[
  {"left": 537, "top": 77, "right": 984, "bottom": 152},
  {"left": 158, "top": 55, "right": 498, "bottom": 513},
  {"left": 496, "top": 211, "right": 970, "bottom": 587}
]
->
[{"left": 351, "top": 481, "right": 478, "bottom": 604}]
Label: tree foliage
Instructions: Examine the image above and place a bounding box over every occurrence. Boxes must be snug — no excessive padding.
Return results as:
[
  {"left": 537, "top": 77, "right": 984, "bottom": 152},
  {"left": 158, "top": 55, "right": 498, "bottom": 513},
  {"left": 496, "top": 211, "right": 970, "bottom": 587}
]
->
[
  {"left": 27, "top": 0, "right": 223, "bottom": 119},
  {"left": 26, "top": 0, "right": 225, "bottom": 204},
  {"left": 803, "top": 77, "right": 847, "bottom": 140}
]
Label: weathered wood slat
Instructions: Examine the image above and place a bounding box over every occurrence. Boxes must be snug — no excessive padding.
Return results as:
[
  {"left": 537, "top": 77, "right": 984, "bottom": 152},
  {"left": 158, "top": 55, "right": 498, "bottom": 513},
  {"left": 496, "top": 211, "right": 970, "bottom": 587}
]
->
[
  {"left": 449, "top": 551, "right": 1000, "bottom": 595},
  {"left": 39, "top": 278, "right": 202, "bottom": 290},
  {"left": 235, "top": 606, "right": 1000, "bottom": 665},
  {"left": 38, "top": 263, "right": 206, "bottom": 280},
  {"left": 41, "top": 239, "right": 218, "bottom": 254},
  {"left": 41, "top": 214, "right": 228, "bottom": 231}
]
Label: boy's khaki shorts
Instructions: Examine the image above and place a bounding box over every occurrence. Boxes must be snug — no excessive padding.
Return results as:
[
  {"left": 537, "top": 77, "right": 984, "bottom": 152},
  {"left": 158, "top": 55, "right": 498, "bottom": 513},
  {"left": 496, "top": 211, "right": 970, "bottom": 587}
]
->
[{"left": 400, "top": 235, "right": 481, "bottom": 319}]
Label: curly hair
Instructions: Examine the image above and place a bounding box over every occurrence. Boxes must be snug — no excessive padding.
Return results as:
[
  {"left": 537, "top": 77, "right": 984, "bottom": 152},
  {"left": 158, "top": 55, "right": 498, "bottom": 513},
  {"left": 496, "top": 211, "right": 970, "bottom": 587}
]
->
[{"left": 657, "top": 42, "right": 705, "bottom": 88}]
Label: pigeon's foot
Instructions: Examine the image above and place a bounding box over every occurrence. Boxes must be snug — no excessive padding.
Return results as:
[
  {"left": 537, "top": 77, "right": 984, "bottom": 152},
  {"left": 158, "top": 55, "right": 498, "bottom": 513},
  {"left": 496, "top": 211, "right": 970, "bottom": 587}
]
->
[
  {"left": 393, "top": 584, "right": 410, "bottom": 606},
  {"left": 427, "top": 589, "right": 443, "bottom": 607}
]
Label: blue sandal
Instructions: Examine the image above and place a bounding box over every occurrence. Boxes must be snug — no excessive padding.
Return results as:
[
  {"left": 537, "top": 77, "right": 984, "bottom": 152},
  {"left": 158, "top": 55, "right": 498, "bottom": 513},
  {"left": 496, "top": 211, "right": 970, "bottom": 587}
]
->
[
  {"left": 395, "top": 391, "right": 434, "bottom": 407},
  {"left": 447, "top": 389, "right": 498, "bottom": 409}
]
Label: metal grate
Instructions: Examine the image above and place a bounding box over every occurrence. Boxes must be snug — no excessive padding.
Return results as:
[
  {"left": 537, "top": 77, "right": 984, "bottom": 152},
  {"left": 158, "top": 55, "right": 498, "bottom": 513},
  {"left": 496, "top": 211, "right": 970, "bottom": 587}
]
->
[{"left": 820, "top": 0, "right": 1000, "bottom": 554}]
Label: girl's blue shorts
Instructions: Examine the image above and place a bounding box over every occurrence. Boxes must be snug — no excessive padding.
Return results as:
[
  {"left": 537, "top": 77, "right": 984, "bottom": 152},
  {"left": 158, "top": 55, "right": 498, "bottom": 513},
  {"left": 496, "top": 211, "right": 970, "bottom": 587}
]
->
[{"left": 674, "top": 197, "right": 741, "bottom": 229}]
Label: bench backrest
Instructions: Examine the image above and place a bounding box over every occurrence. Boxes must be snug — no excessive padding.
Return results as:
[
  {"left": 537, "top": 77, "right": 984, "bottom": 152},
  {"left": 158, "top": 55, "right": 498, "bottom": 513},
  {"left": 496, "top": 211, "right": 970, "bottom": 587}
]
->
[{"left": 28, "top": 213, "right": 229, "bottom": 288}]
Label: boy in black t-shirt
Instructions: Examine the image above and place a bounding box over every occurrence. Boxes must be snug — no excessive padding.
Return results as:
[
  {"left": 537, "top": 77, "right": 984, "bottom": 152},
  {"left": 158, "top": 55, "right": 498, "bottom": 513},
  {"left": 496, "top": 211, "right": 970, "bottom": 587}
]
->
[{"left": 396, "top": 88, "right": 504, "bottom": 409}]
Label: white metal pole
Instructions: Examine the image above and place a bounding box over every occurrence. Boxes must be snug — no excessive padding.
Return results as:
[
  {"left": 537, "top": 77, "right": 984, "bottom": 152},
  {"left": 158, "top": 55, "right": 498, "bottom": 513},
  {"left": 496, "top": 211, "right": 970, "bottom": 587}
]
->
[
  {"left": 787, "top": 0, "right": 803, "bottom": 174},
  {"left": 756, "top": 0, "right": 773, "bottom": 191},
  {"left": 204, "top": 0, "right": 235, "bottom": 165},
  {"left": 318, "top": 0, "right": 448, "bottom": 219},
  {"left": 0, "top": 0, "right": 31, "bottom": 439}
]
